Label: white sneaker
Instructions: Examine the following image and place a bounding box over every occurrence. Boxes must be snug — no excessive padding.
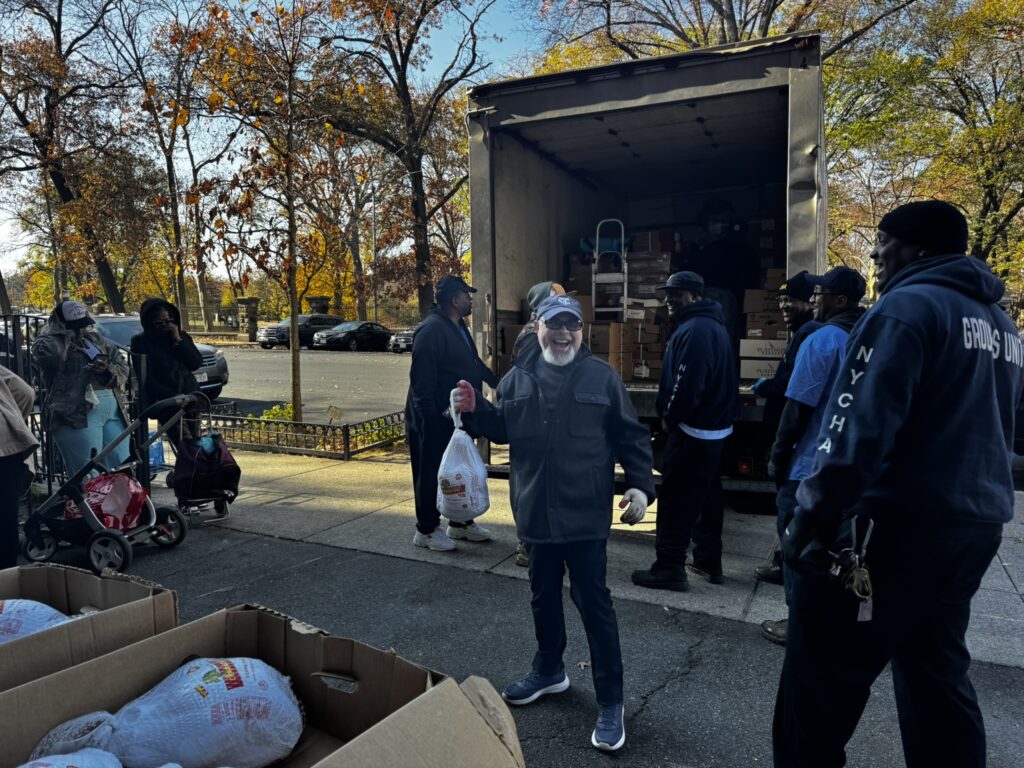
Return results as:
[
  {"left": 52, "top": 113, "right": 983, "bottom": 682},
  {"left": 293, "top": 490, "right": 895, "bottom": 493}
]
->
[
  {"left": 447, "top": 522, "right": 493, "bottom": 542},
  {"left": 413, "top": 528, "right": 457, "bottom": 551}
]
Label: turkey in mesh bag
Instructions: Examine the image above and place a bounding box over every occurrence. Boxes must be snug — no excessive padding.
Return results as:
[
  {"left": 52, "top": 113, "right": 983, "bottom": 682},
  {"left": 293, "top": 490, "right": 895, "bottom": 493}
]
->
[
  {"left": 30, "top": 657, "right": 304, "bottom": 768},
  {"left": 17, "top": 748, "right": 122, "bottom": 768},
  {"left": 435, "top": 392, "right": 489, "bottom": 523},
  {"left": 0, "top": 599, "right": 77, "bottom": 645}
]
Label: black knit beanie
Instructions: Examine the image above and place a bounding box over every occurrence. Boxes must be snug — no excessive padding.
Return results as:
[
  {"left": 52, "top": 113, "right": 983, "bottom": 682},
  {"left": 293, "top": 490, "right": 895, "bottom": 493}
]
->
[{"left": 877, "top": 201, "right": 969, "bottom": 255}]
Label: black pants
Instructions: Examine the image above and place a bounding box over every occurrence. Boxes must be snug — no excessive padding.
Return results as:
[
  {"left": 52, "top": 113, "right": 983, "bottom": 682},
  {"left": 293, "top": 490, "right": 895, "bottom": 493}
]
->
[
  {"left": 528, "top": 539, "right": 623, "bottom": 706},
  {"left": 407, "top": 418, "right": 454, "bottom": 535},
  {"left": 654, "top": 430, "right": 726, "bottom": 574},
  {"left": 0, "top": 454, "right": 26, "bottom": 569},
  {"left": 775, "top": 480, "right": 800, "bottom": 605},
  {"left": 773, "top": 517, "right": 1002, "bottom": 768}
]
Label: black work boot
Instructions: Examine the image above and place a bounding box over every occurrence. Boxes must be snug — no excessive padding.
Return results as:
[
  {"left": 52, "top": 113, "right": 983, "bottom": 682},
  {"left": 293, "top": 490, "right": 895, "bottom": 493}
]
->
[
  {"left": 755, "top": 563, "right": 784, "bottom": 585},
  {"left": 688, "top": 558, "right": 724, "bottom": 585},
  {"left": 631, "top": 567, "right": 689, "bottom": 592}
]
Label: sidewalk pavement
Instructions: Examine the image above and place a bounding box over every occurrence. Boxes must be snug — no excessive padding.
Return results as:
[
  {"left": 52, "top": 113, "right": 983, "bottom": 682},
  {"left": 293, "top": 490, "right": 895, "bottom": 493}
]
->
[{"left": 161, "top": 450, "right": 1024, "bottom": 670}]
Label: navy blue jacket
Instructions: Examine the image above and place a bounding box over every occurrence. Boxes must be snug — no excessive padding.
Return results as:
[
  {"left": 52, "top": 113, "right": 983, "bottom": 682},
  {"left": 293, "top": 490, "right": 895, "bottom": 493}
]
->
[
  {"left": 405, "top": 307, "right": 498, "bottom": 434},
  {"left": 658, "top": 300, "right": 738, "bottom": 433},
  {"left": 465, "top": 346, "right": 655, "bottom": 544},
  {"left": 796, "top": 255, "right": 1024, "bottom": 526}
]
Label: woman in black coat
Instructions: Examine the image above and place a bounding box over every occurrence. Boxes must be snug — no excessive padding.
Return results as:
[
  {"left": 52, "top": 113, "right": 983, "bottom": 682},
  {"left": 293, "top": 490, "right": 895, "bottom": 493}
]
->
[{"left": 130, "top": 298, "right": 203, "bottom": 445}]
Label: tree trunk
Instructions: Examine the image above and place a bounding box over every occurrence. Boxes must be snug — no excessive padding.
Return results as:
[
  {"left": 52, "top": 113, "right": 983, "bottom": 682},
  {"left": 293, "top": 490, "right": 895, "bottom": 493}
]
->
[
  {"left": 348, "top": 213, "right": 367, "bottom": 321},
  {"left": 165, "top": 152, "right": 189, "bottom": 329},
  {"left": 406, "top": 156, "right": 433, "bottom": 318},
  {"left": 192, "top": 193, "right": 213, "bottom": 331},
  {"left": 0, "top": 273, "right": 11, "bottom": 314},
  {"left": 285, "top": 94, "right": 302, "bottom": 422}
]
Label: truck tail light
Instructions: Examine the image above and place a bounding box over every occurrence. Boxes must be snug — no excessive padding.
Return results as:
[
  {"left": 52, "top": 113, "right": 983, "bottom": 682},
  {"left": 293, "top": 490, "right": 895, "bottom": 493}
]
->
[{"left": 737, "top": 460, "right": 752, "bottom": 476}]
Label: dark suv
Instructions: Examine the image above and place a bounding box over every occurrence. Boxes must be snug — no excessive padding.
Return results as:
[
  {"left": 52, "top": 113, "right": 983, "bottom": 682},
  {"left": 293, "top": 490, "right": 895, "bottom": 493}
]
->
[{"left": 256, "top": 314, "right": 344, "bottom": 349}]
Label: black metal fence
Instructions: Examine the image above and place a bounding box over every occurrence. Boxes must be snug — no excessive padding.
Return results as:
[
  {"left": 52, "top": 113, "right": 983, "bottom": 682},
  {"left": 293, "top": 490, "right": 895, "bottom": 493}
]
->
[{"left": 201, "top": 410, "right": 405, "bottom": 459}]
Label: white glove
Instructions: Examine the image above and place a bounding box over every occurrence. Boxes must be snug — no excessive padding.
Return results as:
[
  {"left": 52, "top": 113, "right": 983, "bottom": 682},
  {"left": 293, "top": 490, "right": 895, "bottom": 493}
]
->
[{"left": 618, "top": 488, "right": 648, "bottom": 525}]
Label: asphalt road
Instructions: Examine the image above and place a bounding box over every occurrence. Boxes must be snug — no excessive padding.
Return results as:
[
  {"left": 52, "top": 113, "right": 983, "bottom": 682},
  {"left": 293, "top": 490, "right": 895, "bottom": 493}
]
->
[
  {"left": 219, "top": 346, "right": 411, "bottom": 423},
  {"left": 109, "top": 523, "right": 1023, "bottom": 768}
]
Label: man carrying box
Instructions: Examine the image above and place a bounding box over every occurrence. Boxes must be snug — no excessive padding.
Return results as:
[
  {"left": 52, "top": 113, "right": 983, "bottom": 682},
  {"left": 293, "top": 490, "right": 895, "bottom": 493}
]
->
[
  {"left": 452, "top": 294, "right": 655, "bottom": 753},
  {"left": 633, "top": 271, "right": 737, "bottom": 590}
]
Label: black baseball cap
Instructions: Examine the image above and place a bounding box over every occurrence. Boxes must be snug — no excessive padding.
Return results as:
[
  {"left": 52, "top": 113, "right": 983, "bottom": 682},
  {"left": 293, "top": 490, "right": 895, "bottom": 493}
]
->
[
  {"left": 778, "top": 271, "right": 814, "bottom": 302},
  {"left": 806, "top": 267, "right": 867, "bottom": 301},
  {"left": 656, "top": 271, "right": 704, "bottom": 294},
  {"left": 536, "top": 294, "right": 583, "bottom": 323},
  {"left": 435, "top": 275, "right": 476, "bottom": 299}
]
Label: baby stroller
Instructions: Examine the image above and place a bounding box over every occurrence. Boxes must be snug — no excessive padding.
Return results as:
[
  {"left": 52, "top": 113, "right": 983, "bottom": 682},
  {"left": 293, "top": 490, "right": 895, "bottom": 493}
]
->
[{"left": 22, "top": 394, "right": 197, "bottom": 574}]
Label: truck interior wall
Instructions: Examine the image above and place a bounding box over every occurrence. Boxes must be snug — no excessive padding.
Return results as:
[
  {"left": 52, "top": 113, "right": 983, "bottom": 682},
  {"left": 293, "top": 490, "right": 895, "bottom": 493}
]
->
[{"left": 492, "top": 131, "right": 622, "bottom": 316}]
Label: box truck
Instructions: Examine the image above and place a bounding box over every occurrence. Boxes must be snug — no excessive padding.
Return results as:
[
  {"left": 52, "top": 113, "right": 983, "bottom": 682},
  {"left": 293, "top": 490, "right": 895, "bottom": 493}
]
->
[{"left": 467, "top": 32, "right": 826, "bottom": 492}]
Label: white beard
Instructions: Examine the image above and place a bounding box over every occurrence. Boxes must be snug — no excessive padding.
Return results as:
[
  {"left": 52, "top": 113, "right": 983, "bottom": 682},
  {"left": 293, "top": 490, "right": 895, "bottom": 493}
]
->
[{"left": 541, "top": 345, "right": 576, "bottom": 366}]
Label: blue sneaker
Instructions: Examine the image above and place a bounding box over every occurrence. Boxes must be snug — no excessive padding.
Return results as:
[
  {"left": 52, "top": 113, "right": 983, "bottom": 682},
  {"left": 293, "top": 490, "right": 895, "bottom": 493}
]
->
[
  {"left": 501, "top": 670, "right": 570, "bottom": 705},
  {"left": 591, "top": 703, "right": 626, "bottom": 751}
]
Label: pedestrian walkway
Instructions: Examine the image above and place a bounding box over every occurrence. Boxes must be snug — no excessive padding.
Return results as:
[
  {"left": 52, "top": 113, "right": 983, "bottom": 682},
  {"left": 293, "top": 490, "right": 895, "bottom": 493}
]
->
[{"left": 158, "top": 450, "right": 1024, "bottom": 669}]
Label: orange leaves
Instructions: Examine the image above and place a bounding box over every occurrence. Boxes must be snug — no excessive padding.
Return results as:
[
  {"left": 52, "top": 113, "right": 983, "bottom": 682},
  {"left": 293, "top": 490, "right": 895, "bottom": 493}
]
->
[{"left": 207, "top": 92, "right": 225, "bottom": 111}]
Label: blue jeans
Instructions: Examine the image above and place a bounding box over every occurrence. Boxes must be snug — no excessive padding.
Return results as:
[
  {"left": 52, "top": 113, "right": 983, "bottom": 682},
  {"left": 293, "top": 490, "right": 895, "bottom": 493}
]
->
[{"left": 52, "top": 390, "right": 129, "bottom": 476}]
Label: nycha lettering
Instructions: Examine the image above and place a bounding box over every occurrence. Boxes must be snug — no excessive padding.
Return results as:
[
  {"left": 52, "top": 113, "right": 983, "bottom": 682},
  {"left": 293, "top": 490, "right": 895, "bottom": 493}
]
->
[{"left": 818, "top": 344, "right": 874, "bottom": 455}]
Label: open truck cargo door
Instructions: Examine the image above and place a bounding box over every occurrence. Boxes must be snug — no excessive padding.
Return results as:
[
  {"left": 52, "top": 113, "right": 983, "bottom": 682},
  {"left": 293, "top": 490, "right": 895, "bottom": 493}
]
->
[{"left": 467, "top": 32, "right": 826, "bottom": 493}]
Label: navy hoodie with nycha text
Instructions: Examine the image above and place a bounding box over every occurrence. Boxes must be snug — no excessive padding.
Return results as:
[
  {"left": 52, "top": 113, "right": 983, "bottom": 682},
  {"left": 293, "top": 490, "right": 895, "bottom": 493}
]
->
[
  {"left": 658, "top": 299, "right": 738, "bottom": 434},
  {"left": 796, "top": 255, "right": 1024, "bottom": 526}
]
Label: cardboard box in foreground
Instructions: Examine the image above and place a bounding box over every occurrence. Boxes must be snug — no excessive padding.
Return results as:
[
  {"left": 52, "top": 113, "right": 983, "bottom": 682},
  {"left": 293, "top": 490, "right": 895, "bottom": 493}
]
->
[
  {"left": 0, "top": 604, "right": 524, "bottom": 768},
  {"left": 0, "top": 563, "right": 177, "bottom": 693}
]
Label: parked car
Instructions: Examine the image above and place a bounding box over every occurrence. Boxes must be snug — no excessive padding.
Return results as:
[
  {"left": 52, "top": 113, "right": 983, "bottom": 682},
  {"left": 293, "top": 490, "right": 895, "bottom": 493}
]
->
[
  {"left": 388, "top": 328, "right": 414, "bottom": 353},
  {"left": 93, "top": 316, "right": 229, "bottom": 400},
  {"left": 256, "top": 314, "right": 343, "bottom": 349},
  {"left": 313, "top": 320, "right": 393, "bottom": 351}
]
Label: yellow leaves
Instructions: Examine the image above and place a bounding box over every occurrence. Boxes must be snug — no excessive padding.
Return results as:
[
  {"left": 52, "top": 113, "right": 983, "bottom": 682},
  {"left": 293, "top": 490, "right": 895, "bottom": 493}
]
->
[
  {"left": 227, "top": 46, "right": 238, "bottom": 57},
  {"left": 253, "top": 118, "right": 262, "bottom": 128},
  {"left": 214, "top": 218, "right": 226, "bottom": 229},
  {"left": 221, "top": 72, "right": 230, "bottom": 86},
  {"left": 324, "top": 121, "right": 333, "bottom": 131},
  {"left": 276, "top": 5, "right": 285, "bottom": 14},
  {"left": 174, "top": 108, "right": 190, "bottom": 127},
  {"left": 357, "top": 84, "right": 365, "bottom": 95},
  {"left": 207, "top": 92, "right": 225, "bottom": 110},
  {"left": 252, "top": 99, "right": 260, "bottom": 109},
  {"left": 274, "top": 93, "right": 284, "bottom": 104}
]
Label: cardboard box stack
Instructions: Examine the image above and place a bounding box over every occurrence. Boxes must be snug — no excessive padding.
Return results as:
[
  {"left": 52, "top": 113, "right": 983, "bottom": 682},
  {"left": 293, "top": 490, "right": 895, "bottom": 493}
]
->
[
  {"left": 586, "top": 315, "right": 664, "bottom": 383},
  {"left": 0, "top": 604, "right": 525, "bottom": 768},
  {"left": 740, "top": 267, "right": 789, "bottom": 379}
]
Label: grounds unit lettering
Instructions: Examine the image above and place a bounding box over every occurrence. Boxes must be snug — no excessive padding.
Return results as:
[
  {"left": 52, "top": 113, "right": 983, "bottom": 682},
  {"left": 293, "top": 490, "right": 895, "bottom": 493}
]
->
[{"left": 963, "top": 316, "right": 1024, "bottom": 367}]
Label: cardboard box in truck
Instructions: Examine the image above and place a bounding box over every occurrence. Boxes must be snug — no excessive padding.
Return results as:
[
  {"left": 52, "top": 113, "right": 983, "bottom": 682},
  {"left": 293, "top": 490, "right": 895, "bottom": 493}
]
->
[
  {"left": 746, "top": 312, "right": 788, "bottom": 340},
  {"left": 0, "top": 564, "right": 177, "bottom": 693},
  {"left": 0, "top": 604, "right": 524, "bottom": 768},
  {"left": 743, "top": 289, "right": 780, "bottom": 314},
  {"left": 739, "top": 339, "right": 787, "bottom": 359},
  {"left": 740, "top": 359, "right": 780, "bottom": 379}
]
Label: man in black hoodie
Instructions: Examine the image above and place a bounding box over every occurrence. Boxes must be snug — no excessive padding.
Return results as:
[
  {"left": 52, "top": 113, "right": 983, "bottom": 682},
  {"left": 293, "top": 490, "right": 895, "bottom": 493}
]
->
[
  {"left": 131, "top": 298, "right": 204, "bottom": 445},
  {"left": 774, "top": 201, "right": 1024, "bottom": 768},
  {"left": 632, "top": 271, "right": 738, "bottom": 591},
  {"left": 759, "top": 267, "right": 866, "bottom": 645},
  {"left": 405, "top": 275, "right": 499, "bottom": 552}
]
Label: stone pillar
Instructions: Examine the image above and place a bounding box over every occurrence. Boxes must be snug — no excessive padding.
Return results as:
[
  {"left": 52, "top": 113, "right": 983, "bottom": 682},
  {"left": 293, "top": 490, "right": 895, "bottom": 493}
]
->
[
  {"left": 305, "top": 295, "right": 330, "bottom": 314},
  {"left": 236, "top": 297, "right": 260, "bottom": 342}
]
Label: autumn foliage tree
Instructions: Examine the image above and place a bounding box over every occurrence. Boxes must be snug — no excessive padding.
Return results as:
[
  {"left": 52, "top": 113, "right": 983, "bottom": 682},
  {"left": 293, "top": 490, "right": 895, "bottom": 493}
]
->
[{"left": 322, "top": 0, "right": 495, "bottom": 318}]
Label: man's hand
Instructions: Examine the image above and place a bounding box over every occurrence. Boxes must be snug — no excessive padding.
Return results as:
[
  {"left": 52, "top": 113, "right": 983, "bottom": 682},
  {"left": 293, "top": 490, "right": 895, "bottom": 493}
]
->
[
  {"left": 781, "top": 513, "right": 816, "bottom": 566},
  {"left": 450, "top": 379, "right": 476, "bottom": 414},
  {"left": 751, "top": 377, "right": 767, "bottom": 396},
  {"left": 168, "top": 323, "right": 182, "bottom": 343},
  {"left": 618, "top": 488, "right": 648, "bottom": 525}
]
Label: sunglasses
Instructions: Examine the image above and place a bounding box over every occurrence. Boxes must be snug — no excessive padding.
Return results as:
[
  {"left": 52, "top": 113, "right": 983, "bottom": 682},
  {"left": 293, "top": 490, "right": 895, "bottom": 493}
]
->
[{"left": 542, "top": 317, "right": 584, "bottom": 331}]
